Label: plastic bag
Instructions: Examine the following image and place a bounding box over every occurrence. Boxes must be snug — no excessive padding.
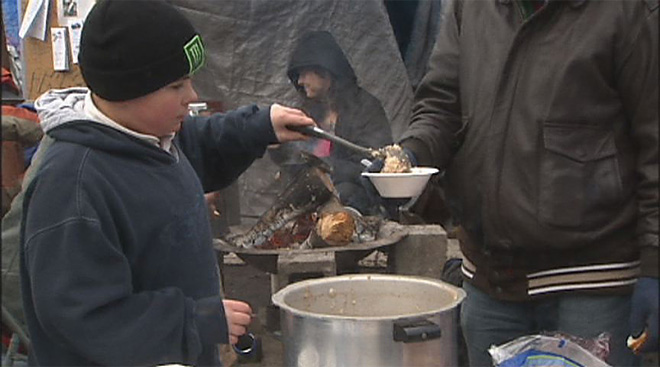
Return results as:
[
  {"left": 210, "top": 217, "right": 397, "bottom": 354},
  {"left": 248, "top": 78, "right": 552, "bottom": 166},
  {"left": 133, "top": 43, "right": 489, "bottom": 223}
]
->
[{"left": 489, "top": 332, "right": 612, "bottom": 367}]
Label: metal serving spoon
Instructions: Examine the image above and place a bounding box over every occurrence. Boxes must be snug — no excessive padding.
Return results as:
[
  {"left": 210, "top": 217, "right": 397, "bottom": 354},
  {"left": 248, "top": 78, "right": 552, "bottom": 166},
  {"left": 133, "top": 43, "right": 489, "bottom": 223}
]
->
[{"left": 288, "top": 125, "right": 385, "bottom": 159}]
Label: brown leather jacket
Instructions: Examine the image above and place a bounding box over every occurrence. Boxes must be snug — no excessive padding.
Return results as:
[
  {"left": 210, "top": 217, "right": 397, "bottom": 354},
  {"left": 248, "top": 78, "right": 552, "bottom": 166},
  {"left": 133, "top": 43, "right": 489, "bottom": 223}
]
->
[{"left": 401, "top": 0, "right": 658, "bottom": 300}]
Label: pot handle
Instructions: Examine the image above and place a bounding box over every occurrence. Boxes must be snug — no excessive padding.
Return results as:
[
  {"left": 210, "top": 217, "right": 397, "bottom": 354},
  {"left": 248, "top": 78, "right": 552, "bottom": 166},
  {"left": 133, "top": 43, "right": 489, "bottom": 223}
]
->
[{"left": 393, "top": 318, "right": 442, "bottom": 343}]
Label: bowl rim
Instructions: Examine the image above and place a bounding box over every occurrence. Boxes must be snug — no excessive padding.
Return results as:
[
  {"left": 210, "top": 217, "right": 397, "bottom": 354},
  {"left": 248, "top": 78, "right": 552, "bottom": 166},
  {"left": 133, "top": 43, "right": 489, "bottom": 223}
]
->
[{"left": 361, "top": 167, "right": 439, "bottom": 178}]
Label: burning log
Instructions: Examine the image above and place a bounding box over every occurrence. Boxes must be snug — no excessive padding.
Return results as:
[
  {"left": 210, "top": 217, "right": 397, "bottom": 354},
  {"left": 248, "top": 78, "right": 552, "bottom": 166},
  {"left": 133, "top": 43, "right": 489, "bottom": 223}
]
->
[
  {"left": 313, "top": 211, "right": 356, "bottom": 247},
  {"left": 232, "top": 166, "right": 336, "bottom": 248},
  {"left": 292, "top": 196, "right": 380, "bottom": 249}
]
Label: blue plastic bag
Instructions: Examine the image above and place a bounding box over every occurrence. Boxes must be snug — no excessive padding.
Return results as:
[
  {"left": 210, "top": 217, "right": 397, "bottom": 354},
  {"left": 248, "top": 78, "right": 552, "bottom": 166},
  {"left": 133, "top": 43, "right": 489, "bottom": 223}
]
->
[{"left": 489, "top": 333, "right": 611, "bottom": 367}]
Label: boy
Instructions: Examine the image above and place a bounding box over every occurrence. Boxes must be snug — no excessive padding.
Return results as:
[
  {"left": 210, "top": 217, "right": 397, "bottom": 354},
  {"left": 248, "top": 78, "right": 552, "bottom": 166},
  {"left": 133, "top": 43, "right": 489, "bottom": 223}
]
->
[{"left": 19, "top": 0, "right": 314, "bottom": 365}]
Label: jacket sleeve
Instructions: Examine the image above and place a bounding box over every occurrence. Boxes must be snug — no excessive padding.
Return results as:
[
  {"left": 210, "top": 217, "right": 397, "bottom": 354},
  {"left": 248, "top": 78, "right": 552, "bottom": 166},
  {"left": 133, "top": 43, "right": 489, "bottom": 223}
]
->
[
  {"left": 22, "top": 181, "right": 228, "bottom": 365},
  {"left": 176, "top": 104, "right": 278, "bottom": 192},
  {"left": 399, "top": 0, "right": 465, "bottom": 168},
  {"left": 617, "top": 6, "right": 658, "bottom": 278}
]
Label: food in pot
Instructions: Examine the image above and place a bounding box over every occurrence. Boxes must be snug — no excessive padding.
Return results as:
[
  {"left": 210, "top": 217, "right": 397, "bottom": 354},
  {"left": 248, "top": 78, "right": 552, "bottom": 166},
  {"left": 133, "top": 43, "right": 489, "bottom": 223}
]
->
[
  {"left": 381, "top": 144, "right": 412, "bottom": 173},
  {"left": 316, "top": 211, "right": 356, "bottom": 246}
]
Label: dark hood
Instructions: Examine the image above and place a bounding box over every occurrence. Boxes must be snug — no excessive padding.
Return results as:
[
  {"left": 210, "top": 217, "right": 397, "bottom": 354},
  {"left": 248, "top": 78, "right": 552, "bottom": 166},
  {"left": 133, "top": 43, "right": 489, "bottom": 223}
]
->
[{"left": 287, "top": 31, "right": 357, "bottom": 91}]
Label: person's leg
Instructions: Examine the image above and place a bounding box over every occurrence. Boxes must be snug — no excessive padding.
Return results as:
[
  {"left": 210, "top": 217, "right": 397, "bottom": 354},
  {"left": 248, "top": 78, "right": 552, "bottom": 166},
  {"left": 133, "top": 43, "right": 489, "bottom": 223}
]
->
[
  {"left": 557, "top": 293, "right": 639, "bottom": 367},
  {"left": 461, "top": 282, "right": 535, "bottom": 366}
]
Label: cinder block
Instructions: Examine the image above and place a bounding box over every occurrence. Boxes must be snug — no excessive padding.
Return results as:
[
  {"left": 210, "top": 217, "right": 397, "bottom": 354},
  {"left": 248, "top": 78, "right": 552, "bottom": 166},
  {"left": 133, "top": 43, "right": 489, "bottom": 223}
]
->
[
  {"left": 388, "top": 224, "right": 447, "bottom": 279},
  {"left": 272, "top": 251, "right": 337, "bottom": 293}
]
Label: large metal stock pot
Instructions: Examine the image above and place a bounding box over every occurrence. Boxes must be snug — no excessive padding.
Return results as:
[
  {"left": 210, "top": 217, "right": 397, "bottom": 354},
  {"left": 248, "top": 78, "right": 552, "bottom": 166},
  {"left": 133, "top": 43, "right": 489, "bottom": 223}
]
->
[{"left": 272, "top": 273, "right": 466, "bottom": 367}]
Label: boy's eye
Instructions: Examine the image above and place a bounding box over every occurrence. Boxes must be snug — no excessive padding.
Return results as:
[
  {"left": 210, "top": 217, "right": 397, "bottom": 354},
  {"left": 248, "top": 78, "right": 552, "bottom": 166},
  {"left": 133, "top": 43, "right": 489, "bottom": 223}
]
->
[{"left": 168, "top": 77, "right": 190, "bottom": 90}]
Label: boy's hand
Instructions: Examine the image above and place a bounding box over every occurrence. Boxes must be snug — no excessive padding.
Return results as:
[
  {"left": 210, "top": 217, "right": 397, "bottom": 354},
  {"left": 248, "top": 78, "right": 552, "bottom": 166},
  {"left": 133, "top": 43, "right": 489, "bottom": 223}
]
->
[
  {"left": 270, "top": 103, "right": 315, "bottom": 142},
  {"left": 223, "top": 299, "right": 253, "bottom": 345}
]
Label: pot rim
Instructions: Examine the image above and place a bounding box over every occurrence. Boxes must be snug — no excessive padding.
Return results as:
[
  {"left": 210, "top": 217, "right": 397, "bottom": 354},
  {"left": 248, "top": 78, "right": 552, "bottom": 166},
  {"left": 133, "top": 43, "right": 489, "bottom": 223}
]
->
[{"left": 271, "top": 273, "right": 466, "bottom": 321}]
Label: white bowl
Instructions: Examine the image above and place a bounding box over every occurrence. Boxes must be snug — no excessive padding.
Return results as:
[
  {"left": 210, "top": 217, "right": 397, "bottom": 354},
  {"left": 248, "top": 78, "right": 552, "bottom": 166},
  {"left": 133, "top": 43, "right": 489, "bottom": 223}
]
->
[{"left": 362, "top": 167, "right": 439, "bottom": 198}]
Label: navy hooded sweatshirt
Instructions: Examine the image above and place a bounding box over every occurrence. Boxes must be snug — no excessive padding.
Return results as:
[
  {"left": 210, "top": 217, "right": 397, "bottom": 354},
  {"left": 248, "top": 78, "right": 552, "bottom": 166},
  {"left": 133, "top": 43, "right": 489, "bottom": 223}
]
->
[{"left": 19, "top": 97, "right": 276, "bottom": 366}]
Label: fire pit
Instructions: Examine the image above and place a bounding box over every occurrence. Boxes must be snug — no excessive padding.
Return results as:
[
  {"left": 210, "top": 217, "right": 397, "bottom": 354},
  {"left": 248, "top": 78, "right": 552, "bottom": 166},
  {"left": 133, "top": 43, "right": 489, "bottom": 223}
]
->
[
  {"left": 214, "top": 219, "right": 408, "bottom": 332},
  {"left": 214, "top": 220, "right": 407, "bottom": 274},
  {"left": 214, "top": 156, "right": 409, "bottom": 273},
  {"left": 214, "top": 153, "right": 413, "bottom": 327}
]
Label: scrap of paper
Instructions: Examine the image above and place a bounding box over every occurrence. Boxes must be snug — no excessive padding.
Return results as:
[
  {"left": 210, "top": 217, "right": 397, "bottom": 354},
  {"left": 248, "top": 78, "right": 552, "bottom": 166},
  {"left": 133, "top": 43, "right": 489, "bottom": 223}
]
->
[
  {"left": 51, "top": 27, "right": 70, "bottom": 71},
  {"left": 57, "top": 0, "right": 96, "bottom": 26},
  {"left": 57, "top": 0, "right": 96, "bottom": 63},
  {"left": 19, "top": 0, "right": 50, "bottom": 41},
  {"left": 67, "top": 21, "right": 83, "bottom": 64}
]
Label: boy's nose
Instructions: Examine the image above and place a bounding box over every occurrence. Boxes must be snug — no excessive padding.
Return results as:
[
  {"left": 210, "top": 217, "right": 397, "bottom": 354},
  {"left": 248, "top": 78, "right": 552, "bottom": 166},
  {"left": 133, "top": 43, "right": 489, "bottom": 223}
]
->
[{"left": 184, "top": 81, "right": 199, "bottom": 104}]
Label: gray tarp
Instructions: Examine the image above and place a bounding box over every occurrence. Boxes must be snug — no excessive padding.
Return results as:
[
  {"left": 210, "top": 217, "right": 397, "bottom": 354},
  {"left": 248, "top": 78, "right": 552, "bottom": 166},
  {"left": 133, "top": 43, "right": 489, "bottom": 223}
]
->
[{"left": 171, "top": 0, "right": 414, "bottom": 221}]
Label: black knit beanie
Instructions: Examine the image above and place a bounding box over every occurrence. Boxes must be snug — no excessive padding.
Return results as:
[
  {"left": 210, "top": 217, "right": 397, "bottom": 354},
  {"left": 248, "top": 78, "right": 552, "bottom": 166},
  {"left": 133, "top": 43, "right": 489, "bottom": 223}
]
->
[{"left": 79, "top": 0, "right": 205, "bottom": 101}]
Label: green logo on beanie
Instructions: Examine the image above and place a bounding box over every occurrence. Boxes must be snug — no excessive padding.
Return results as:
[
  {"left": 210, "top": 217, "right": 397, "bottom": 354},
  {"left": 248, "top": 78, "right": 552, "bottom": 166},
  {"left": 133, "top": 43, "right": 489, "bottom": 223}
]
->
[{"left": 184, "top": 35, "right": 205, "bottom": 74}]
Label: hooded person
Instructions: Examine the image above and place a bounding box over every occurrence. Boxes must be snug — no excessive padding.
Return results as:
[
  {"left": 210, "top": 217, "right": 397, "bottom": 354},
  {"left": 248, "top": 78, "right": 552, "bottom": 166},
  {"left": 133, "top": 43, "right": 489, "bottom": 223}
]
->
[
  {"left": 17, "top": 1, "right": 314, "bottom": 365},
  {"left": 270, "top": 30, "right": 393, "bottom": 216}
]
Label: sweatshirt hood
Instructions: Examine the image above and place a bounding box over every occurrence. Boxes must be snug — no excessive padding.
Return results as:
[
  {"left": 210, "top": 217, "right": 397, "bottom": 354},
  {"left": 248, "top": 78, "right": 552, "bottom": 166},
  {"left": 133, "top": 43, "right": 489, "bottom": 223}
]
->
[
  {"left": 35, "top": 88, "right": 172, "bottom": 162},
  {"left": 287, "top": 31, "right": 356, "bottom": 91},
  {"left": 34, "top": 87, "right": 89, "bottom": 133}
]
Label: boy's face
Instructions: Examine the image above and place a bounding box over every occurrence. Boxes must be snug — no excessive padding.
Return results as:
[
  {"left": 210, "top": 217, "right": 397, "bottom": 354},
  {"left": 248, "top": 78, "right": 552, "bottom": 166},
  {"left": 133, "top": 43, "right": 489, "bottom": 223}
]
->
[{"left": 118, "top": 77, "right": 198, "bottom": 136}]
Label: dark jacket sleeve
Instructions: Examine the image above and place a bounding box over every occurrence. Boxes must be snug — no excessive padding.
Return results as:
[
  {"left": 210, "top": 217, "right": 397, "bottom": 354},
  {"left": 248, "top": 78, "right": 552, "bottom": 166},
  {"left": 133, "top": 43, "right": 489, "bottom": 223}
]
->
[
  {"left": 617, "top": 6, "right": 658, "bottom": 277},
  {"left": 398, "top": 0, "right": 464, "bottom": 168},
  {"left": 331, "top": 90, "right": 393, "bottom": 185},
  {"left": 176, "top": 104, "right": 278, "bottom": 192}
]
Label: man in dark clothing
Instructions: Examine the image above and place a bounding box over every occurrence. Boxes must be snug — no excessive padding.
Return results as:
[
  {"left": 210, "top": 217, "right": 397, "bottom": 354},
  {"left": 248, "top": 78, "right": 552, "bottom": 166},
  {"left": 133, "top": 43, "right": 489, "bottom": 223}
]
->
[
  {"left": 271, "top": 31, "right": 393, "bottom": 215},
  {"left": 18, "top": 1, "right": 314, "bottom": 366},
  {"left": 368, "top": 0, "right": 658, "bottom": 365}
]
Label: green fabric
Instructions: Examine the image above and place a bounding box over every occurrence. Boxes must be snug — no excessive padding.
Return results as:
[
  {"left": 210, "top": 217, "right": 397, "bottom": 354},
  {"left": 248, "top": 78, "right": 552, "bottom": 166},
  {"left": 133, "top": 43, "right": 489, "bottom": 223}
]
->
[{"left": 1, "top": 115, "right": 43, "bottom": 144}]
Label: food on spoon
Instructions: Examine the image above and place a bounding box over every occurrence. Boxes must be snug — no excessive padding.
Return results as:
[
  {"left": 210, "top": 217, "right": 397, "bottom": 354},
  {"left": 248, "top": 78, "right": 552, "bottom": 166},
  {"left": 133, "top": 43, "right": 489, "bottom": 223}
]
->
[{"left": 381, "top": 144, "right": 412, "bottom": 173}]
